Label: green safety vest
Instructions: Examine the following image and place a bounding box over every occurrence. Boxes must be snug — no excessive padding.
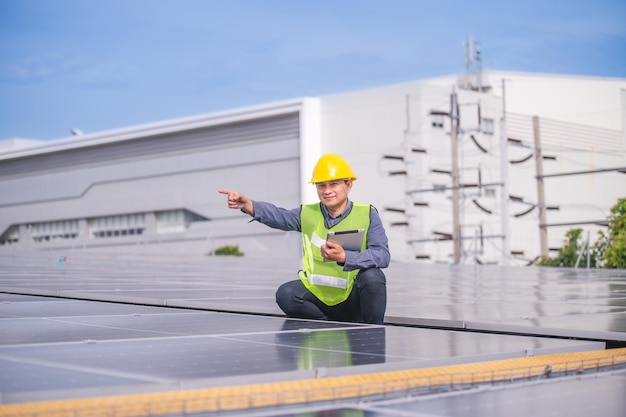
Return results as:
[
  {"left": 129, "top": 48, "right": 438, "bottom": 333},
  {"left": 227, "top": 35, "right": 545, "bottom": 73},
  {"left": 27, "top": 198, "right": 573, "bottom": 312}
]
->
[{"left": 298, "top": 202, "right": 370, "bottom": 306}]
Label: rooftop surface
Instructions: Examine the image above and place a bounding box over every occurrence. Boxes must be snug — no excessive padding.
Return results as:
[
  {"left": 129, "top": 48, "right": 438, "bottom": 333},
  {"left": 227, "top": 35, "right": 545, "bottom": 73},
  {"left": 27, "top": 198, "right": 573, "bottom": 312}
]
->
[{"left": 1, "top": 250, "right": 625, "bottom": 416}]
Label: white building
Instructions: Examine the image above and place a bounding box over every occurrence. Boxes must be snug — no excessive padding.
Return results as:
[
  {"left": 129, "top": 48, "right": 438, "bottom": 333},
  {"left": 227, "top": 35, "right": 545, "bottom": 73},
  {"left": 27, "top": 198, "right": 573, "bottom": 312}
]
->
[{"left": 1, "top": 70, "right": 625, "bottom": 266}]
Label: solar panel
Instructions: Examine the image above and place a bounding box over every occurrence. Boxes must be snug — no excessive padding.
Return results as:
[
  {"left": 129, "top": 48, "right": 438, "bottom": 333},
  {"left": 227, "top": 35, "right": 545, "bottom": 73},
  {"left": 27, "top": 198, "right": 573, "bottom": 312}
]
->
[{"left": 1, "top": 250, "right": 625, "bottom": 413}]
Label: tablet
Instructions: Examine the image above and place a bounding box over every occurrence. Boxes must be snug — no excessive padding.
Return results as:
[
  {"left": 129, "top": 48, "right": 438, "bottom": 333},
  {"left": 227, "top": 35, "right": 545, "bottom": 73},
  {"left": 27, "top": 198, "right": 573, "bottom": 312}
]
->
[{"left": 326, "top": 229, "right": 364, "bottom": 252}]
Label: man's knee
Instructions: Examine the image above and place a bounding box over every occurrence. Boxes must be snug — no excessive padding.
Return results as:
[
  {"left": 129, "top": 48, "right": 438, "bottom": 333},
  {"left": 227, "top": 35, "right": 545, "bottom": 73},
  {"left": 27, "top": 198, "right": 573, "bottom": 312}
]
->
[
  {"left": 276, "top": 280, "right": 307, "bottom": 310},
  {"left": 276, "top": 282, "right": 295, "bottom": 307},
  {"left": 276, "top": 280, "right": 327, "bottom": 320},
  {"left": 357, "top": 268, "right": 386, "bottom": 289}
]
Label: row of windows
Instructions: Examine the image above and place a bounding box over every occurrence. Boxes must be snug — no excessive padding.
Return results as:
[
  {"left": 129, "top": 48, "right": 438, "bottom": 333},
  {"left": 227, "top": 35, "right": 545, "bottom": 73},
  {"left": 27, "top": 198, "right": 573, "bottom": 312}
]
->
[
  {"left": 33, "top": 233, "right": 79, "bottom": 243},
  {"left": 0, "top": 209, "right": 207, "bottom": 246},
  {"left": 30, "top": 220, "right": 79, "bottom": 239},
  {"left": 91, "top": 214, "right": 145, "bottom": 233},
  {"left": 92, "top": 228, "right": 144, "bottom": 238}
]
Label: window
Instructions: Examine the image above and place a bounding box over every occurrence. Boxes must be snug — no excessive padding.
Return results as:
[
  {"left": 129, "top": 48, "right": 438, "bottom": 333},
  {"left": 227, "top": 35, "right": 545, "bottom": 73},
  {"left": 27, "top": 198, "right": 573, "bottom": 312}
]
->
[
  {"left": 431, "top": 114, "right": 444, "bottom": 128},
  {"left": 28, "top": 220, "right": 78, "bottom": 243},
  {"left": 89, "top": 214, "right": 145, "bottom": 239},
  {"left": 481, "top": 118, "right": 494, "bottom": 135},
  {"left": 156, "top": 209, "right": 208, "bottom": 234},
  {"left": 30, "top": 220, "right": 79, "bottom": 243},
  {"left": 0, "top": 225, "right": 19, "bottom": 245}
]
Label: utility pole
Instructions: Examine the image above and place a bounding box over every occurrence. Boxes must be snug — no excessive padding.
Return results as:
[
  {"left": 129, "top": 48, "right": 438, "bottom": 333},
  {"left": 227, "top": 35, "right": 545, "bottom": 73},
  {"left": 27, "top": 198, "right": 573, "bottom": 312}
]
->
[
  {"left": 533, "top": 115, "right": 549, "bottom": 257},
  {"left": 500, "top": 79, "right": 510, "bottom": 265},
  {"left": 451, "top": 89, "right": 462, "bottom": 264}
]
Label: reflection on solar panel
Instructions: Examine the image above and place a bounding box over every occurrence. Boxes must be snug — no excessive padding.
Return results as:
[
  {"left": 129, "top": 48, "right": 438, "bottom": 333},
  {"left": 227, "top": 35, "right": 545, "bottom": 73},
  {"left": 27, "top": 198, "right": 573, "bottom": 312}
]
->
[{"left": 1, "top": 251, "right": 625, "bottom": 416}]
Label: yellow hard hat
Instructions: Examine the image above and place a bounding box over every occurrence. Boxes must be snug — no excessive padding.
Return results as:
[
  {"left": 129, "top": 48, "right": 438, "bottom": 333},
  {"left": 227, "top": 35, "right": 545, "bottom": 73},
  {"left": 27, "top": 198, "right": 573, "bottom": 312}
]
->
[{"left": 310, "top": 153, "right": 357, "bottom": 183}]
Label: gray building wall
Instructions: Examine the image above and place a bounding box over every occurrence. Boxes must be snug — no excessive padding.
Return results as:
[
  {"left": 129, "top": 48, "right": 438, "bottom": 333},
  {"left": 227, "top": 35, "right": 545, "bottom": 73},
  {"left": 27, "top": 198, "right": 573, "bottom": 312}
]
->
[{"left": 0, "top": 109, "right": 304, "bottom": 260}]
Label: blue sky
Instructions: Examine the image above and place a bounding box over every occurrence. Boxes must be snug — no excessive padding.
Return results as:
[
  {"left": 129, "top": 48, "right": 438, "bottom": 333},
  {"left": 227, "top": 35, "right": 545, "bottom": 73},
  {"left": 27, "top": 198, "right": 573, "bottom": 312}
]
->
[{"left": 1, "top": 0, "right": 625, "bottom": 141}]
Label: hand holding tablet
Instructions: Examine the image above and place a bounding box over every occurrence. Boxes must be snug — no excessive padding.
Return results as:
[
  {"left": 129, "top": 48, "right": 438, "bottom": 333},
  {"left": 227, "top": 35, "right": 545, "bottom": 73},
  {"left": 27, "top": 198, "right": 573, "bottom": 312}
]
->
[{"left": 323, "top": 229, "right": 364, "bottom": 262}]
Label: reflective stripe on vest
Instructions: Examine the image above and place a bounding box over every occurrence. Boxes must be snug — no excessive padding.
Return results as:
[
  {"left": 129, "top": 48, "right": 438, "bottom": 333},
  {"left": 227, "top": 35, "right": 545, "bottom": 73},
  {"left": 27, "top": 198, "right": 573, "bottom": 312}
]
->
[{"left": 306, "top": 273, "right": 349, "bottom": 289}]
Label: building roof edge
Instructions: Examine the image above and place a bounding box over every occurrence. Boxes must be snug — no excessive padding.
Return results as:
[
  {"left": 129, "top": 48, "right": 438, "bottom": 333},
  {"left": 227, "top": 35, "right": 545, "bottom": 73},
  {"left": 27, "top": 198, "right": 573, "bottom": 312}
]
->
[{"left": 0, "top": 98, "right": 306, "bottom": 160}]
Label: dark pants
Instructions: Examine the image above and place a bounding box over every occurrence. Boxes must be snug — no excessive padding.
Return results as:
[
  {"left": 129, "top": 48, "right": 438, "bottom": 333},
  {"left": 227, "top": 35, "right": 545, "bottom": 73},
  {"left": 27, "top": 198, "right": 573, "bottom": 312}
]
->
[{"left": 275, "top": 268, "right": 387, "bottom": 324}]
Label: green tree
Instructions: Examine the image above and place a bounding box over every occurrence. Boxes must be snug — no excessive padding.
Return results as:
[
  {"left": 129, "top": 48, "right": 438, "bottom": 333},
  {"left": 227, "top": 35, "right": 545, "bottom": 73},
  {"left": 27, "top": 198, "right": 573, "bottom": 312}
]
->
[
  {"left": 537, "top": 228, "right": 596, "bottom": 267},
  {"left": 593, "top": 198, "right": 626, "bottom": 269}
]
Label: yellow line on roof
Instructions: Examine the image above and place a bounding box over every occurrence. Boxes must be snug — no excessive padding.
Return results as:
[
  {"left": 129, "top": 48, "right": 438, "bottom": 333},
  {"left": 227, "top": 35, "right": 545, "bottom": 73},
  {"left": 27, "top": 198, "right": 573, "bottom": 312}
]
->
[{"left": 2, "top": 347, "right": 626, "bottom": 417}]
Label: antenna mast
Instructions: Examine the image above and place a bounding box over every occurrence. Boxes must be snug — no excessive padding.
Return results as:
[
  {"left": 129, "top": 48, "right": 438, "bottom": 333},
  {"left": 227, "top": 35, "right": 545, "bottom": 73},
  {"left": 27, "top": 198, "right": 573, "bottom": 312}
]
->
[{"left": 463, "top": 33, "right": 483, "bottom": 92}]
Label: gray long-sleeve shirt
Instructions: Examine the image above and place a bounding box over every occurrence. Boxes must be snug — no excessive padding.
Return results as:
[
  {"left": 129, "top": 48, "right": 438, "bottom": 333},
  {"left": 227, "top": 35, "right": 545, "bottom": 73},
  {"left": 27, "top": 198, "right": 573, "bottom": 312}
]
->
[{"left": 251, "top": 200, "right": 390, "bottom": 271}]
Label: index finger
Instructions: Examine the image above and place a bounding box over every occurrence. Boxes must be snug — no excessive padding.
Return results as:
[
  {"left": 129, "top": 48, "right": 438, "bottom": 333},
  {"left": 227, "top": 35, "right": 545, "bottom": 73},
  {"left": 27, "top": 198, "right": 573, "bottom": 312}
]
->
[{"left": 217, "top": 189, "right": 231, "bottom": 195}]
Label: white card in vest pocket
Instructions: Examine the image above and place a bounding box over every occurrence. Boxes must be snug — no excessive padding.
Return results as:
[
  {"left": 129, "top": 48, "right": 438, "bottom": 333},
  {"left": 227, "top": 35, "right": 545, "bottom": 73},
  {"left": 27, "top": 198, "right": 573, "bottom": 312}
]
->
[{"left": 326, "top": 229, "right": 364, "bottom": 252}]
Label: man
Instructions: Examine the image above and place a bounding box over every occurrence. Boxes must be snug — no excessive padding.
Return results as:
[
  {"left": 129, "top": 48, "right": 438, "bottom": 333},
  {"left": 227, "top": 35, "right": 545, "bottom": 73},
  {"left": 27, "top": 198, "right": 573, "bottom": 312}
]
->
[{"left": 218, "top": 153, "right": 390, "bottom": 324}]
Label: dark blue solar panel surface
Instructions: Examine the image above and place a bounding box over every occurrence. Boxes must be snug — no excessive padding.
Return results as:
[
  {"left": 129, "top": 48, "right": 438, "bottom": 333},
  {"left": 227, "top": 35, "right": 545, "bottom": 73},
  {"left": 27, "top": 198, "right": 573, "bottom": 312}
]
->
[{"left": 1, "top": 251, "right": 625, "bottom": 416}]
